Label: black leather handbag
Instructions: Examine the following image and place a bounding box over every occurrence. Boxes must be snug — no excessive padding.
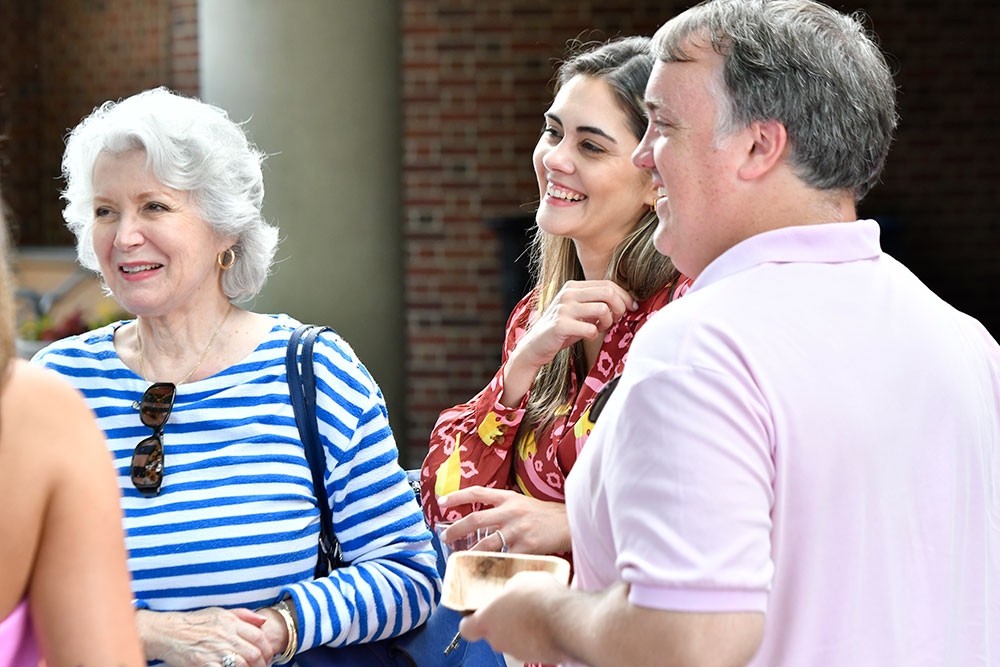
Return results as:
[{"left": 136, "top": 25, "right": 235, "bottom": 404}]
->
[{"left": 286, "top": 324, "right": 507, "bottom": 667}]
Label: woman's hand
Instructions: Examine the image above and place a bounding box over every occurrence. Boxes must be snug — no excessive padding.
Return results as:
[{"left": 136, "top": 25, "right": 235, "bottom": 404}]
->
[
  {"left": 438, "top": 486, "right": 572, "bottom": 555},
  {"left": 501, "top": 280, "right": 636, "bottom": 407},
  {"left": 255, "top": 605, "right": 293, "bottom": 659},
  {"left": 136, "top": 607, "right": 275, "bottom": 667}
]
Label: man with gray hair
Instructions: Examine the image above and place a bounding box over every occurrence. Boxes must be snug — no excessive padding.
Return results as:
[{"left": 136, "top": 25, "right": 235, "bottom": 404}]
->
[{"left": 459, "top": 1, "right": 1000, "bottom": 665}]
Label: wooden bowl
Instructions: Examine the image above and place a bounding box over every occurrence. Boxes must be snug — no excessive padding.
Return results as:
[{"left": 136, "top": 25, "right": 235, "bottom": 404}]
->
[{"left": 440, "top": 551, "right": 571, "bottom": 612}]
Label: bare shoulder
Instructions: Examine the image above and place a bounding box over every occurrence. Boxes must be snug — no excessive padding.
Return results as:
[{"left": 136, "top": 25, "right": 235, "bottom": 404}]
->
[
  {"left": 4, "top": 360, "right": 92, "bottom": 417},
  {"left": 2, "top": 361, "right": 105, "bottom": 455},
  {"left": 0, "top": 361, "right": 108, "bottom": 597}
]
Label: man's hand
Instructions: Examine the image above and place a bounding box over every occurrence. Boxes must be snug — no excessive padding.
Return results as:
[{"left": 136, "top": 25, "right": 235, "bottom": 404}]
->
[
  {"left": 459, "top": 571, "right": 571, "bottom": 665},
  {"left": 460, "top": 574, "right": 765, "bottom": 667}
]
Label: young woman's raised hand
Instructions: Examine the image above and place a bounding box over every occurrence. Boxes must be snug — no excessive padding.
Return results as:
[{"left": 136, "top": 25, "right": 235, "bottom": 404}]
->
[{"left": 501, "top": 280, "right": 636, "bottom": 407}]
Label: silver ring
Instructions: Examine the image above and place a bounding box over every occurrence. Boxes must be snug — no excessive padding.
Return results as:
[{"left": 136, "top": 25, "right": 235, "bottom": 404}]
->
[
  {"left": 496, "top": 529, "right": 509, "bottom": 553},
  {"left": 221, "top": 653, "right": 237, "bottom": 667}
]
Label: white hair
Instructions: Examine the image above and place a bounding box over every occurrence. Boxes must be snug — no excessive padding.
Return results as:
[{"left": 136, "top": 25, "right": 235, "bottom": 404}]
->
[{"left": 61, "top": 87, "right": 279, "bottom": 301}]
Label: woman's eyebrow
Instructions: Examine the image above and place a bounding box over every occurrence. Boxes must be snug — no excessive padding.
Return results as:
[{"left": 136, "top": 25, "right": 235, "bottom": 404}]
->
[
  {"left": 578, "top": 125, "right": 617, "bottom": 143},
  {"left": 93, "top": 190, "right": 172, "bottom": 204},
  {"left": 544, "top": 112, "right": 618, "bottom": 144}
]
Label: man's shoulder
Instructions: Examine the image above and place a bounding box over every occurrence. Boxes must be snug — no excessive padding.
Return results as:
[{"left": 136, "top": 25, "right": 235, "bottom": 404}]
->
[{"left": 639, "top": 272, "right": 769, "bottom": 335}]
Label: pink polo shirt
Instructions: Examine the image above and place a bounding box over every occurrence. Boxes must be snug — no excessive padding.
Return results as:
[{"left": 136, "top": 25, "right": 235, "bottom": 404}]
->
[{"left": 566, "top": 221, "right": 1000, "bottom": 665}]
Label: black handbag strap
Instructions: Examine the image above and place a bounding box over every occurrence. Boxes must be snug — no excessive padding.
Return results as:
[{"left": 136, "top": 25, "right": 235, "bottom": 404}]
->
[{"left": 286, "top": 324, "right": 342, "bottom": 578}]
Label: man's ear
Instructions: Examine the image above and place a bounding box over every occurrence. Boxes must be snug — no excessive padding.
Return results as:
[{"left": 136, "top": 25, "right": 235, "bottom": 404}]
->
[{"left": 737, "top": 119, "right": 788, "bottom": 181}]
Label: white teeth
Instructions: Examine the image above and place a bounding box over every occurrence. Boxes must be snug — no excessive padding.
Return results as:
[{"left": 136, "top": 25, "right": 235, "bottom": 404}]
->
[
  {"left": 121, "top": 264, "right": 160, "bottom": 274},
  {"left": 656, "top": 187, "right": 668, "bottom": 199},
  {"left": 546, "top": 183, "right": 586, "bottom": 202}
]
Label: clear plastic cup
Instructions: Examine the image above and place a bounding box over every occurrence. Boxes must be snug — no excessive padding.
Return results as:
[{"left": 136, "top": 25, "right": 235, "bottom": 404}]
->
[{"left": 435, "top": 521, "right": 496, "bottom": 559}]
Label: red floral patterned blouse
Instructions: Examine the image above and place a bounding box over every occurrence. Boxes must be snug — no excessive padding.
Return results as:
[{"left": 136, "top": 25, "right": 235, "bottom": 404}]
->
[{"left": 421, "top": 276, "right": 691, "bottom": 529}]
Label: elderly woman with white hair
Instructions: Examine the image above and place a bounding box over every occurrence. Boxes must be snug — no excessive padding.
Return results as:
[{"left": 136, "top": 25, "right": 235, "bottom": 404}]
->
[{"left": 34, "top": 87, "right": 437, "bottom": 667}]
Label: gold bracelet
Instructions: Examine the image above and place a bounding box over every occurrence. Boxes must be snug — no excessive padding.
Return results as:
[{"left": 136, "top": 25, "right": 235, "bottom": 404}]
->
[{"left": 272, "top": 598, "right": 298, "bottom": 665}]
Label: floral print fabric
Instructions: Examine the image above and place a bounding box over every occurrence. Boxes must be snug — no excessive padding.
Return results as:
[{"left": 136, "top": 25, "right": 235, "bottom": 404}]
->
[{"left": 422, "top": 277, "right": 690, "bottom": 527}]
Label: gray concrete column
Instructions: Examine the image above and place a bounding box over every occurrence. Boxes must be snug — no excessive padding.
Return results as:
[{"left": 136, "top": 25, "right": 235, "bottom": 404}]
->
[{"left": 199, "top": 1, "right": 406, "bottom": 444}]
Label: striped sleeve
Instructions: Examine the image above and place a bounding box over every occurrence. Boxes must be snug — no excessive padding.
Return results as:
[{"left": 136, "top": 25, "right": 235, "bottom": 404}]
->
[{"left": 280, "top": 330, "right": 439, "bottom": 651}]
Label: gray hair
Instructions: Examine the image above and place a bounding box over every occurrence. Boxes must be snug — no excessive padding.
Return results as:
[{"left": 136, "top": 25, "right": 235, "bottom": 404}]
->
[
  {"left": 653, "top": 0, "right": 898, "bottom": 201},
  {"left": 61, "top": 87, "right": 278, "bottom": 301}
]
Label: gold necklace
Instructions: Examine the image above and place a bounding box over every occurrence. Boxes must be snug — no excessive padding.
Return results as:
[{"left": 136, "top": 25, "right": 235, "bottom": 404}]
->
[{"left": 137, "top": 303, "right": 233, "bottom": 384}]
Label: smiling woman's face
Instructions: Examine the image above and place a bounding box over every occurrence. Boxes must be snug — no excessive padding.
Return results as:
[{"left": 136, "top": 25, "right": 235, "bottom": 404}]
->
[
  {"left": 91, "top": 149, "right": 232, "bottom": 318},
  {"left": 532, "top": 75, "right": 655, "bottom": 261}
]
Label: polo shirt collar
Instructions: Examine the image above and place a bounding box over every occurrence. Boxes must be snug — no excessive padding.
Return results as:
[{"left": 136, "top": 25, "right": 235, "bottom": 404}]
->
[{"left": 690, "top": 220, "right": 883, "bottom": 293}]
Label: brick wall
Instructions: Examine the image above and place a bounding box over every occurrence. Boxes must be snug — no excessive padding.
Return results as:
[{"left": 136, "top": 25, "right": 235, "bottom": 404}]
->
[
  {"left": 856, "top": 1, "right": 1000, "bottom": 336},
  {"left": 170, "top": 0, "right": 200, "bottom": 97},
  {"left": 400, "top": 0, "right": 1000, "bottom": 460},
  {"left": 0, "top": 2, "right": 43, "bottom": 243},
  {"left": 0, "top": 0, "right": 197, "bottom": 246}
]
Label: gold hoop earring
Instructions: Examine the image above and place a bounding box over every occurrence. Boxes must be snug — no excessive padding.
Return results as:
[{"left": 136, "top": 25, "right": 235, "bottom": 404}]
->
[
  {"left": 217, "top": 248, "right": 236, "bottom": 270},
  {"left": 649, "top": 203, "right": 655, "bottom": 213}
]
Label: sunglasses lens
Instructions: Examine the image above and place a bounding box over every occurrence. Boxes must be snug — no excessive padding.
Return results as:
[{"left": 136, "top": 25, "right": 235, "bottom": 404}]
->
[
  {"left": 131, "top": 434, "right": 164, "bottom": 496},
  {"left": 140, "top": 382, "right": 175, "bottom": 429}
]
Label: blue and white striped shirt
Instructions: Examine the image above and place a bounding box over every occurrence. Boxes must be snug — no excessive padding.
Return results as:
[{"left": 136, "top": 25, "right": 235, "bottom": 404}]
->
[{"left": 34, "top": 314, "right": 439, "bottom": 654}]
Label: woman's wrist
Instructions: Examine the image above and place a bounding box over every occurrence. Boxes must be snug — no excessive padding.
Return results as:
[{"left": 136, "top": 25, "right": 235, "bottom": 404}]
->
[
  {"left": 262, "top": 597, "right": 298, "bottom": 664},
  {"left": 134, "top": 609, "right": 166, "bottom": 662},
  {"left": 500, "top": 348, "right": 539, "bottom": 408},
  {"left": 551, "top": 503, "right": 573, "bottom": 554}
]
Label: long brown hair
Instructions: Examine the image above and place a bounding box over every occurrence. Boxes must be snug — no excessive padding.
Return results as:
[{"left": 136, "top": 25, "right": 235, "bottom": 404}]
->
[
  {"left": 0, "top": 187, "right": 15, "bottom": 386},
  {"left": 524, "top": 37, "right": 678, "bottom": 434}
]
